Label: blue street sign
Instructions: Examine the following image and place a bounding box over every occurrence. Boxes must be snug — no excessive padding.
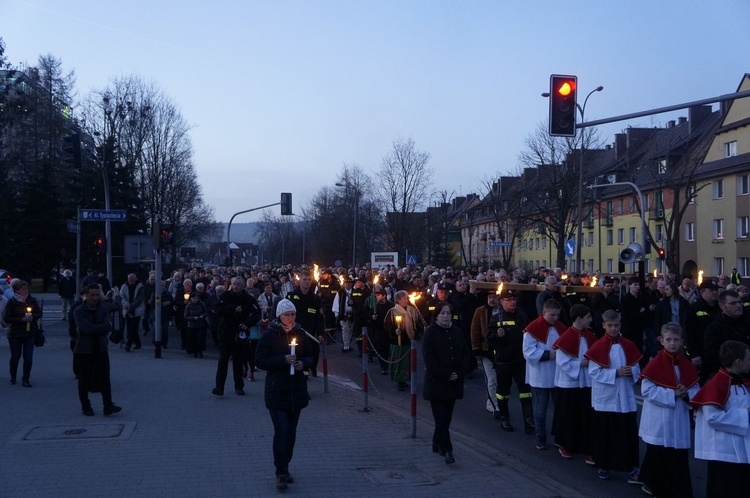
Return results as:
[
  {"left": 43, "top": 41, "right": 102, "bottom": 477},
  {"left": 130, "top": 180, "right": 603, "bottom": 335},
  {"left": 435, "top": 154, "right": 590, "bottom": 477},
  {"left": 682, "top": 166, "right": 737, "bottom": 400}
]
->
[
  {"left": 565, "top": 239, "right": 576, "bottom": 258},
  {"left": 66, "top": 219, "right": 79, "bottom": 233},
  {"left": 80, "top": 209, "right": 128, "bottom": 222},
  {"left": 489, "top": 241, "right": 511, "bottom": 247},
  {"left": 406, "top": 255, "right": 418, "bottom": 265}
]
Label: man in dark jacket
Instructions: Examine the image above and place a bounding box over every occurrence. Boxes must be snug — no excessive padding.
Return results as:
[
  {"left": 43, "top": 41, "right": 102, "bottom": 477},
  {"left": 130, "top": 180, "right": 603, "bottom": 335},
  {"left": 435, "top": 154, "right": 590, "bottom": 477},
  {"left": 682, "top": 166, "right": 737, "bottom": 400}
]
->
[
  {"left": 212, "top": 277, "right": 261, "bottom": 396},
  {"left": 686, "top": 280, "right": 720, "bottom": 382},
  {"left": 72, "top": 284, "right": 122, "bottom": 416},
  {"left": 255, "top": 299, "right": 313, "bottom": 490},
  {"left": 287, "top": 270, "right": 324, "bottom": 375},
  {"left": 702, "top": 290, "right": 750, "bottom": 378}
]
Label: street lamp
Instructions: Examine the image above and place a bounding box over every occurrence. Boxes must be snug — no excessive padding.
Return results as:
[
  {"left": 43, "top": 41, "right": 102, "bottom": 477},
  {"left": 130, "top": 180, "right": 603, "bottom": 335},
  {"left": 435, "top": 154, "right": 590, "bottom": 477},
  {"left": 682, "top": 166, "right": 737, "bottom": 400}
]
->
[
  {"left": 542, "top": 84, "right": 603, "bottom": 272},
  {"left": 335, "top": 182, "right": 358, "bottom": 268}
]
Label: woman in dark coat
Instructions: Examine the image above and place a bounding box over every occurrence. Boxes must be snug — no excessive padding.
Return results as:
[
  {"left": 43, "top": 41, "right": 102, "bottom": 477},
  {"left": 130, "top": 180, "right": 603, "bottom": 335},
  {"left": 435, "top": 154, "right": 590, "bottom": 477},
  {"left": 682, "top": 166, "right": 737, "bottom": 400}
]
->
[
  {"left": 653, "top": 281, "right": 690, "bottom": 335},
  {"left": 4, "top": 280, "right": 42, "bottom": 387},
  {"left": 423, "top": 302, "right": 470, "bottom": 464},
  {"left": 255, "top": 298, "right": 314, "bottom": 491}
]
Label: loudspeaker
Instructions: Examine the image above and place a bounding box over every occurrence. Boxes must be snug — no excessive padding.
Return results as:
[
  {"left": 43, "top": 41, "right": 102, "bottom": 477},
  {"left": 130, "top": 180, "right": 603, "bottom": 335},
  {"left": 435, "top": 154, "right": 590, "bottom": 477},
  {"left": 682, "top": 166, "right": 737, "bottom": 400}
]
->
[{"left": 619, "top": 243, "right": 643, "bottom": 264}]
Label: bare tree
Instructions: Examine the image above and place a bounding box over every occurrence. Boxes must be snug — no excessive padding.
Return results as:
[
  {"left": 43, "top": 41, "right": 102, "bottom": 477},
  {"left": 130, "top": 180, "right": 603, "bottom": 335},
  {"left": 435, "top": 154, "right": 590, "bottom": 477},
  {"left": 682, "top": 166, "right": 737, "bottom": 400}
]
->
[{"left": 379, "top": 137, "right": 433, "bottom": 258}]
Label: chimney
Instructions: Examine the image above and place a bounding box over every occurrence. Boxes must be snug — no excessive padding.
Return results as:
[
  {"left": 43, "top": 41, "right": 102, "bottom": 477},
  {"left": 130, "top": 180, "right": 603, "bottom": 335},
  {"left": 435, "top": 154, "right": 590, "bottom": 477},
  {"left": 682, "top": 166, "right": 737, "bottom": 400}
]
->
[
  {"left": 678, "top": 116, "right": 687, "bottom": 125},
  {"left": 667, "top": 120, "right": 676, "bottom": 128},
  {"left": 689, "top": 105, "right": 713, "bottom": 134},
  {"left": 615, "top": 133, "right": 627, "bottom": 159}
]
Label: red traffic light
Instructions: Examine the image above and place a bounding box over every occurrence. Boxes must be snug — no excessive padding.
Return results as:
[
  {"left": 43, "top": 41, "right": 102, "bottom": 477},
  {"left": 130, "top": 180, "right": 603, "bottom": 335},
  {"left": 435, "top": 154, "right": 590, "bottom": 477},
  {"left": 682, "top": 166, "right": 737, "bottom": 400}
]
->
[
  {"left": 556, "top": 80, "right": 576, "bottom": 97},
  {"left": 549, "top": 74, "right": 578, "bottom": 137},
  {"left": 657, "top": 248, "right": 666, "bottom": 259}
]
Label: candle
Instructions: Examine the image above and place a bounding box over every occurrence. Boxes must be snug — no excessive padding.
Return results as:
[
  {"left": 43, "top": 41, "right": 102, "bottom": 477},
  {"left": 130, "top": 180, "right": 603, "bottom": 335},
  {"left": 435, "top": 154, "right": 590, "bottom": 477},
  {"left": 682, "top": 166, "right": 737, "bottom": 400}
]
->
[
  {"left": 183, "top": 293, "right": 190, "bottom": 301},
  {"left": 395, "top": 315, "right": 403, "bottom": 346},
  {"left": 289, "top": 338, "right": 298, "bottom": 375},
  {"left": 373, "top": 274, "right": 380, "bottom": 286},
  {"left": 653, "top": 269, "right": 658, "bottom": 278},
  {"left": 26, "top": 306, "right": 32, "bottom": 332},
  {"left": 590, "top": 276, "right": 598, "bottom": 287},
  {"left": 495, "top": 283, "right": 504, "bottom": 296}
]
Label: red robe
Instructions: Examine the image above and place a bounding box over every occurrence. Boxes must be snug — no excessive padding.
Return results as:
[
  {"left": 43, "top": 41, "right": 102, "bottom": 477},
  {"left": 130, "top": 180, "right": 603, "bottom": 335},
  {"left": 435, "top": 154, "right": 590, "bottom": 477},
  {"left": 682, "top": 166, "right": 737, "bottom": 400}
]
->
[
  {"left": 584, "top": 333, "right": 642, "bottom": 368},
  {"left": 524, "top": 316, "right": 567, "bottom": 344},
  {"left": 690, "top": 368, "right": 750, "bottom": 410},
  {"left": 553, "top": 326, "right": 598, "bottom": 358},
  {"left": 640, "top": 349, "right": 699, "bottom": 390}
]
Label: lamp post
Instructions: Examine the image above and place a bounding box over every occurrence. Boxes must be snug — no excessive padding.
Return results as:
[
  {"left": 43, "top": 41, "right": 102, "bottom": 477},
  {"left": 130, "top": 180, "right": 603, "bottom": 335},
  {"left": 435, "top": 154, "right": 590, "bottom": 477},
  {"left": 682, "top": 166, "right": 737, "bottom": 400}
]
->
[
  {"left": 101, "top": 95, "right": 113, "bottom": 286},
  {"left": 335, "top": 182, "right": 358, "bottom": 268},
  {"left": 574, "top": 86, "right": 604, "bottom": 272}
]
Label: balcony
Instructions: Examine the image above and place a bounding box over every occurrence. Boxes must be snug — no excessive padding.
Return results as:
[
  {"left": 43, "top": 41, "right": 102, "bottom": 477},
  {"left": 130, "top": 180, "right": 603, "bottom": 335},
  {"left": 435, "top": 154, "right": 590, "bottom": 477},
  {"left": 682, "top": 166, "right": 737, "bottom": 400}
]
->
[
  {"left": 602, "top": 214, "right": 614, "bottom": 227},
  {"left": 649, "top": 208, "right": 665, "bottom": 220},
  {"left": 582, "top": 217, "right": 595, "bottom": 229}
]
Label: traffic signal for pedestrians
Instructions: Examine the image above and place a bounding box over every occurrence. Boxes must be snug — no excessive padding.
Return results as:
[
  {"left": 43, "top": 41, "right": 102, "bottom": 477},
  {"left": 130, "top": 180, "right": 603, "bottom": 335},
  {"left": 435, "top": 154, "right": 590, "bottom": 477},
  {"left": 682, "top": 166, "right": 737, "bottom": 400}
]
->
[
  {"left": 94, "top": 235, "right": 106, "bottom": 252},
  {"left": 549, "top": 75, "right": 578, "bottom": 137},
  {"left": 280, "top": 192, "right": 293, "bottom": 215},
  {"left": 160, "top": 223, "right": 174, "bottom": 248},
  {"left": 657, "top": 247, "right": 666, "bottom": 259}
]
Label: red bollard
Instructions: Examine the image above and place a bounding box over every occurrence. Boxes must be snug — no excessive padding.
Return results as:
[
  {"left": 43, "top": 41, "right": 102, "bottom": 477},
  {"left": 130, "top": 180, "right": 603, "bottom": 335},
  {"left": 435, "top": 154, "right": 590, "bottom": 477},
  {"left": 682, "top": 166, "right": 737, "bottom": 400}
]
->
[
  {"left": 361, "top": 327, "right": 370, "bottom": 412},
  {"left": 321, "top": 330, "right": 329, "bottom": 394}
]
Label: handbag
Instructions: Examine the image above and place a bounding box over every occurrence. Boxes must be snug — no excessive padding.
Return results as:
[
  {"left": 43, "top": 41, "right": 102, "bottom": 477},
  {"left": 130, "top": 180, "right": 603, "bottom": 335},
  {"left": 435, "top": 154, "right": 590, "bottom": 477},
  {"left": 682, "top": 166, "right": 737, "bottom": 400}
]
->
[
  {"left": 34, "top": 329, "right": 46, "bottom": 347},
  {"left": 109, "top": 328, "right": 124, "bottom": 344},
  {"left": 249, "top": 325, "right": 261, "bottom": 341}
]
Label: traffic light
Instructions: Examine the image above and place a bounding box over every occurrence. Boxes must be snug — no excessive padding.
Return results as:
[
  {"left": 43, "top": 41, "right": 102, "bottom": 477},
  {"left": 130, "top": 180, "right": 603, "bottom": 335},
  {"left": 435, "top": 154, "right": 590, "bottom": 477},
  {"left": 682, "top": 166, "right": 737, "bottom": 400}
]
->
[
  {"left": 549, "top": 74, "right": 578, "bottom": 137},
  {"left": 62, "top": 133, "right": 82, "bottom": 168},
  {"left": 160, "top": 223, "right": 174, "bottom": 248},
  {"left": 657, "top": 247, "right": 666, "bottom": 259},
  {"left": 94, "top": 236, "right": 106, "bottom": 252},
  {"left": 280, "top": 192, "right": 293, "bottom": 215}
]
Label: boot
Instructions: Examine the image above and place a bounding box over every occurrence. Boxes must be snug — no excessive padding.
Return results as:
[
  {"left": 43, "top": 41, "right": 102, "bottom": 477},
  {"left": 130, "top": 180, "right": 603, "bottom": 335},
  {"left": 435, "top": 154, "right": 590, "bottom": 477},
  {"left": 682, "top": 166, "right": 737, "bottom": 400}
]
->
[
  {"left": 521, "top": 396, "right": 535, "bottom": 434},
  {"left": 497, "top": 398, "right": 514, "bottom": 432}
]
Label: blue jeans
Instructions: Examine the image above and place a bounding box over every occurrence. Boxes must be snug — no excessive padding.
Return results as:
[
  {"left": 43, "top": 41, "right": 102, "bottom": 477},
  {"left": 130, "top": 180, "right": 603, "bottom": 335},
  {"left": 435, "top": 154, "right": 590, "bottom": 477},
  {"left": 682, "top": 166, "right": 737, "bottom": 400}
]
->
[
  {"left": 268, "top": 409, "right": 302, "bottom": 476},
  {"left": 531, "top": 387, "right": 557, "bottom": 436},
  {"left": 8, "top": 336, "right": 35, "bottom": 382}
]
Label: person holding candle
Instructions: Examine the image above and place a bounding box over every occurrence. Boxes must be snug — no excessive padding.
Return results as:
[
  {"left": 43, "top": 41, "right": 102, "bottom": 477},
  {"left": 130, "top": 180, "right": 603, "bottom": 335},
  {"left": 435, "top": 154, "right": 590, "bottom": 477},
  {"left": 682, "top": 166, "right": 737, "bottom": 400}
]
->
[
  {"left": 255, "top": 298, "right": 313, "bottom": 490},
  {"left": 384, "top": 290, "right": 423, "bottom": 391},
  {"left": 120, "top": 273, "right": 145, "bottom": 352},
  {"left": 3, "top": 279, "right": 42, "bottom": 387}
]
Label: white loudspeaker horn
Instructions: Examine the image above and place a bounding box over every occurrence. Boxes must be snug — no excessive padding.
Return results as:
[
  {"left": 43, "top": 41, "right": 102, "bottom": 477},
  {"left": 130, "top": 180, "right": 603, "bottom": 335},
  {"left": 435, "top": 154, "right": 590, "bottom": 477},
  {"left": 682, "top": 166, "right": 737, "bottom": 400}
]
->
[{"left": 619, "top": 243, "right": 643, "bottom": 264}]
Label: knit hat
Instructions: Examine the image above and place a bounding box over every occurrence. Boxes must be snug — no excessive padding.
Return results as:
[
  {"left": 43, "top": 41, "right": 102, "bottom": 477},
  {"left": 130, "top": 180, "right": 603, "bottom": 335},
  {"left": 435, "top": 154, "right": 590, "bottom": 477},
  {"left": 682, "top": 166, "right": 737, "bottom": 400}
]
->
[{"left": 276, "top": 299, "right": 296, "bottom": 317}]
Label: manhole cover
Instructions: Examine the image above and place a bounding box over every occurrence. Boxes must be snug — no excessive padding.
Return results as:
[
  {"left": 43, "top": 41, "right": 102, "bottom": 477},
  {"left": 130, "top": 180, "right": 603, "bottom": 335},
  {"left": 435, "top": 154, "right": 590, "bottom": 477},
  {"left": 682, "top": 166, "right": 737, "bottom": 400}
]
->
[
  {"left": 11, "top": 422, "right": 136, "bottom": 442},
  {"left": 359, "top": 465, "right": 436, "bottom": 486}
]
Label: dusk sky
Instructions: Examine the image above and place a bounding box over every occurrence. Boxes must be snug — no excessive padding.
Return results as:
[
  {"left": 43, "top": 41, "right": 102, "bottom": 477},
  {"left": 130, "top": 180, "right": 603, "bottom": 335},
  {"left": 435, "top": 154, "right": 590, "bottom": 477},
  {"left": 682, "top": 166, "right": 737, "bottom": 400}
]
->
[{"left": 3, "top": 0, "right": 749, "bottom": 222}]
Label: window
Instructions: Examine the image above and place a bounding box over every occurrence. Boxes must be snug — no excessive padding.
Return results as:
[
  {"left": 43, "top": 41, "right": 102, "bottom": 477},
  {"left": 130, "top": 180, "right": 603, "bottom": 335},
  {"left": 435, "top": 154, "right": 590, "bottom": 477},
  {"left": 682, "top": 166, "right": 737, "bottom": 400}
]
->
[
  {"left": 714, "top": 219, "right": 724, "bottom": 240},
  {"left": 606, "top": 230, "right": 613, "bottom": 245},
  {"left": 629, "top": 197, "right": 636, "bottom": 213},
  {"left": 542, "top": 260, "right": 547, "bottom": 268},
  {"left": 656, "top": 224, "right": 664, "bottom": 242},
  {"left": 713, "top": 179, "right": 724, "bottom": 199},
  {"left": 658, "top": 159, "right": 667, "bottom": 175},
  {"left": 688, "top": 184, "right": 696, "bottom": 204},
  {"left": 654, "top": 190, "right": 664, "bottom": 217},
  {"left": 738, "top": 258, "right": 750, "bottom": 278},
  {"left": 629, "top": 227, "right": 637, "bottom": 243},
  {"left": 588, "top": 260, "right": 594, "bottom": 272},
  {"left": 714, "top": 258, "right": 725, "bottom": 277},
  {"left": 685, "top": 222, "right": 695, "bottom": 241},
  {"left": 617, "top": 199, "right": 623, "bottom": 215},
  {"left": 738, "top": 216, "right": 750, "bottom": 239},
  {"left": 587, "top": 232, "right": 594, "bottom": 246},
  {"left": 617, "top": 228, "right": 625, "bottom": 245},
  {"left": 535, "top": 238, "right": 540, "bottom": 250},
  {"left": 725, "top": 140, "right": 738, "bottom": 157},
  {"left": 606, "top": 201, "right": 614, "bottom": 224},
  {"left": 542, "top": 238, "right": 547, "bottom": 249},
  {"left": 738, "top": 175, "right": 749, "bottom": 196},
  {"left": 606, "top": 259, "right": 613, "bottom": 274},
  {"left": 643, "top": 194, "right": 650, "bottom": 211}
]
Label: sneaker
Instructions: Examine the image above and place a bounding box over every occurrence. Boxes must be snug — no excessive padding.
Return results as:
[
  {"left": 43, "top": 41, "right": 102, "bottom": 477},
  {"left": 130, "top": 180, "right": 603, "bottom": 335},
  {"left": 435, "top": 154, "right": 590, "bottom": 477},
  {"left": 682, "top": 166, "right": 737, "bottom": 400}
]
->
[
  {"left": 584, "top": 455, "right": 596, "bottom": 466},
  {"left": 535, "top": 435, "right": 547, "bottom": 450},
  {"left": 641, "top": 485, "right": 653, "bottom": 496},
  {"left": 597, "top": 468, "right": 610, "bottom": 480},
  {"left": 558, "top": 446, "right": 573, "bottom": 458},
  {"left": 628, "top": 468, "right": 643, "bottom": 485}
]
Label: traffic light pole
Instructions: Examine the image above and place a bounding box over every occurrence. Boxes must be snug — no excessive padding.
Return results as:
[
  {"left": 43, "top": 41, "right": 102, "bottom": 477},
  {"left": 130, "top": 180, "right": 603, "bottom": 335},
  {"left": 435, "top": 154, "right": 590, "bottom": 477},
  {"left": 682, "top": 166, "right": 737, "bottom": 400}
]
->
[
  {"left": 226, "top": 193, "right": 293, "bottom": 266},
  {"left": 153, "top": 222, "right": 163, "bottom": 359}
]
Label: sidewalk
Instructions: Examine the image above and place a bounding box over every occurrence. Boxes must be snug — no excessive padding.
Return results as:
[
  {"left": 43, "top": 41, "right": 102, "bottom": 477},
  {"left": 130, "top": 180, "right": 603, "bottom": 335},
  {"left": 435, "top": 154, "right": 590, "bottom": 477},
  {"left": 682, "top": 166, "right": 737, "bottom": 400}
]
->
[{"left": 0, "top": 306, "right": 583, "bottom": 497}]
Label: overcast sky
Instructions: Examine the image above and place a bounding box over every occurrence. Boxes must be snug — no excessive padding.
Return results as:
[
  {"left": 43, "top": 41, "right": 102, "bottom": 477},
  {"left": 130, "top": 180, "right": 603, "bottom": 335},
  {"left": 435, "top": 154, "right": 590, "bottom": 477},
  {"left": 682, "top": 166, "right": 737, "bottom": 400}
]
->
[{"left": 3, "top": 0, "right": 749, "bottom": 222}]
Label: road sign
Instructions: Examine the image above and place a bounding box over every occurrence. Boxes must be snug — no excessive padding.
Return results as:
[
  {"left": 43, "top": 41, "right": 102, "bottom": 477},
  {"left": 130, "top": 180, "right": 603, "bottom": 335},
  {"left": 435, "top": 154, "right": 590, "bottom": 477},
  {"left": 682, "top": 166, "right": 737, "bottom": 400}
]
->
[
  {"left": 80, "top": 209, "right": 128, "bottom": 222},
  {"left": 406, "top": 255, "right": 418, "bottom": 265},
  {"left": 489, "top": 241, "right": 511, "bottom": 247},
  {"left": 565, "top": 239, "right": 576, "bottom": 258},
  {"left": 66, "top": 219, "right": 79, "bottom": 233}
]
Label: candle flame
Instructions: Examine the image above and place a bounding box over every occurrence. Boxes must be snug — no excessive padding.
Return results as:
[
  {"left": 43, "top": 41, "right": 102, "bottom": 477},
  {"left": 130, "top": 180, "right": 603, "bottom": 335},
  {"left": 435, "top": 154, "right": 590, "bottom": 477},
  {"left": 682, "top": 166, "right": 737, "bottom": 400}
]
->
[
  {"left": 183, "top": 293, "right": 190, "bottom": 300},
  {"left": 373, "top": 274, "right": 380, "bottom": 286},
  {"left": 590, "top": 276, "right": 597, "bottom": 287},
  {"left": 26, "top": 306, "right": 32, "bottom": 313},
  {"left": 294, "top": 274, "right": 300, "bottom": 281},
  {"left": 408, "top": 292, "right": 421, "bottom": 306},
  {"left": 313, "top": 264, "right": 320, "bottom": 282},
  {"left": 495, "top": 282, "right": 504, "bottom": 295},
  {"left": 290, "top": 338, "right": 297, "bottom": 347},
  {"left": 698, "top": 270, "right": 704, "bottom": 286},
  {"left": 395, "top": 315, "right": 403, "bottom": 324},
  {"left": 653, "top": 269, "right": 658, "bottom": 278},
  {"left": 339, "top": 275, "right": 345, "bottom": 286},
  {"left": 561, "top": 274, "right": 568, "bottom": 281}
]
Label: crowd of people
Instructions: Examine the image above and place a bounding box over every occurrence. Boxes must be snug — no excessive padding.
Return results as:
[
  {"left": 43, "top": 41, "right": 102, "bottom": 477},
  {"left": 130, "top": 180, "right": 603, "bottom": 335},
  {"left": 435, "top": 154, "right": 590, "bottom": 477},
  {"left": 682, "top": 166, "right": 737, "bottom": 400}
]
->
[{"left": 3, "top": 262, "right": 750, "bottom": 494}]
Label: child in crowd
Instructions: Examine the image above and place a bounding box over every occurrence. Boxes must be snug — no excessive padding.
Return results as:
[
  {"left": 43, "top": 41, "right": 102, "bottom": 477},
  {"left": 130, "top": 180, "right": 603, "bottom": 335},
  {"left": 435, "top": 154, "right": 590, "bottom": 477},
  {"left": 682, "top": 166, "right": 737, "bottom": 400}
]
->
[
  {"left": 551, "top": 304, "right": 597, "bottom": 461},
  {"left": 523, "top": 299, "right": 567, "bottom": 450},
  {"left": 584, "top": 310, "right": 642, "bottom": 483},
  {"left": 638, "top": 323, "right": 700, "bottom": 497},
  {"left": 690, "top": 340, "right": 750, "bottom": 497}
]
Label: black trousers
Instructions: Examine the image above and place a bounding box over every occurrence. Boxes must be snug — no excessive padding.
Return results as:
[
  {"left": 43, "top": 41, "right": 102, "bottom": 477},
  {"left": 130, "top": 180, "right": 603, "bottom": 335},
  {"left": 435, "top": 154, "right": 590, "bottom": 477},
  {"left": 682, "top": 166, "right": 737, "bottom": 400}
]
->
[
  {"left": 640, "top": 444, "right": 693, "bottom": 498},
  {"left": 125, "top": 316, "right": 142, "bottom": 348},
  {"left": 269, "top": 408, "right": 302, "bottom": 477},
  {"left": 75, "top": 351, "right": 113, "bottom": 407},
  {"left": 430, "top": 399, "right": 456, "bottom": 453},
  {"left": 215, "top": 342, "right": 245, "bottom": 392}
]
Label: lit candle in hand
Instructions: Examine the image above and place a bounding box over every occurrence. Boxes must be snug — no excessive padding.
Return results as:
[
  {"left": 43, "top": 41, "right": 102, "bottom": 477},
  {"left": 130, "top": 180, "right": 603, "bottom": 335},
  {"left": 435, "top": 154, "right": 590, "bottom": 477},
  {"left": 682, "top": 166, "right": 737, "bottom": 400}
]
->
[
  {"left": 26, "top": 306, "right": 32, "bottom": 332},
  {"left": 395, "top": 315, "right": 403, "bottom": 346},
  {"left": 290, "top": 338, "right": 298, "bottom": 375}
]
